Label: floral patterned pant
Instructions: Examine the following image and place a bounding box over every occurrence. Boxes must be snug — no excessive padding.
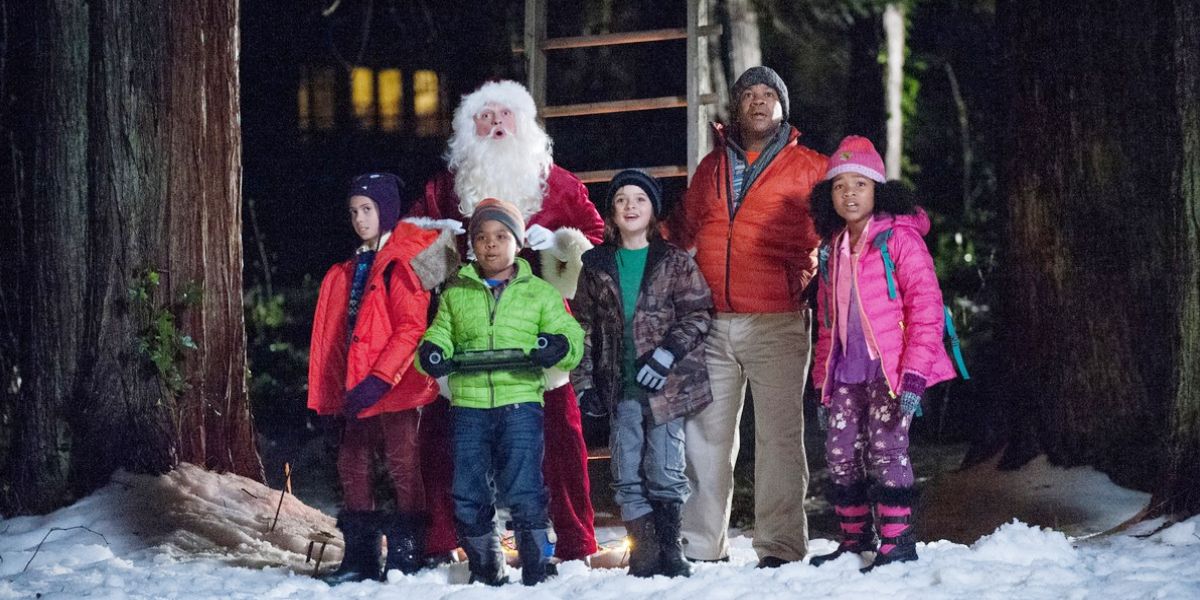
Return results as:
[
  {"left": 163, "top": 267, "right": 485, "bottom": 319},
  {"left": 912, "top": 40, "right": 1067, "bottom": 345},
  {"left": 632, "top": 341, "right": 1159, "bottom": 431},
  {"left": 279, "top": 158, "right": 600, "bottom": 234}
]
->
[{"left": 824, "top": 377, "right": 914, "bottom": 488}]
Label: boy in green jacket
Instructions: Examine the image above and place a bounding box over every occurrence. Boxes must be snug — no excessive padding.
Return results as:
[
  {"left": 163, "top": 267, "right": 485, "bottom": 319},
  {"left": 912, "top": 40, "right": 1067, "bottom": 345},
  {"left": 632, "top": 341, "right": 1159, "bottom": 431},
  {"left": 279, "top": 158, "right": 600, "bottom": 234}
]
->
[{"left": 417, "top": 197, "right": 583, "bottom": 586}]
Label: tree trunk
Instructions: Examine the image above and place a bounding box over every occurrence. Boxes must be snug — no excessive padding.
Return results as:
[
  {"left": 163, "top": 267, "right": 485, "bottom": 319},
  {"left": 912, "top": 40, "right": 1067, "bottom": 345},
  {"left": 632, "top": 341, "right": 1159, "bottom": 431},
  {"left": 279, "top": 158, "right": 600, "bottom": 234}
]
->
[
  {"left": 0, "top": 0, "right": 89, "bottom": 514},
  {"left": 724, "top": 0, "right": 760, "bottom": 79},
  {"left": 163, "top": 0, "right": 262, "bottom": 480},
  {"left": 883, "top": 3, "right": 905, "bottom": 179},
  {"left": 998, "top": 0, "right": 1182, "bottom": 490},
  {"left": 1151, "top": 0, "right": 1200, "bottom": 516},
  {"left": 1, "top": 0, "right": 262, "bottom": 515}
]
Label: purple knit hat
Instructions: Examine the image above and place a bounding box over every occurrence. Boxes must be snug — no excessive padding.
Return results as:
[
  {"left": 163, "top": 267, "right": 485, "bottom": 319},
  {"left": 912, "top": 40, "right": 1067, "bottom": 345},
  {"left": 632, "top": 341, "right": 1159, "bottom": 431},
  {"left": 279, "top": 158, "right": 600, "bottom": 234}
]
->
[
  {"left": 825, "top": 136, "right": 886, "bottom": 183},
  {"left": 347, "top": 172, "right": 404, "bottom": 232}
]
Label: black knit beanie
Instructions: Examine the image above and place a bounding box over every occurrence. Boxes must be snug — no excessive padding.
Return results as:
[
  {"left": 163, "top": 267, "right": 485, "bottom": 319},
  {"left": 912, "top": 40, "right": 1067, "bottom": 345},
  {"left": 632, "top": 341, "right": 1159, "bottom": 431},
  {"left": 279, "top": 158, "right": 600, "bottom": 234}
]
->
[
  {"left": 602, "top": 169, "right": 664, "bottom": 218},
  {"left": 732, "top": 66, "right": 790, "bottom": 123}
]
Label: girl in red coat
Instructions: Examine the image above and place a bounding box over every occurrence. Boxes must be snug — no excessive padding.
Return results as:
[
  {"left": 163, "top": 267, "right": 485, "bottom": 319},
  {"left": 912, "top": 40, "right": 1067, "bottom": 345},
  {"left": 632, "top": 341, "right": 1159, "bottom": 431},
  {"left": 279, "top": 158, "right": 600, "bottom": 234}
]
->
[
  {"left": 307, "top": 173, "right": 457, "bottom": 583},
  {"left": 808, "top": 137, "right": 957, "bottom": 571}
]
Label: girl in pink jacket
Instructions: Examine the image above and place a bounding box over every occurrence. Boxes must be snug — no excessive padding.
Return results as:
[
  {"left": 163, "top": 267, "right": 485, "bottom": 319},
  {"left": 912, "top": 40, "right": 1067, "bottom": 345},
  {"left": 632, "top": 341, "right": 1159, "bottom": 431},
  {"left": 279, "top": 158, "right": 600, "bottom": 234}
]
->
[{"left": 808, "top": 136, "right": 957, "bottom": 571}]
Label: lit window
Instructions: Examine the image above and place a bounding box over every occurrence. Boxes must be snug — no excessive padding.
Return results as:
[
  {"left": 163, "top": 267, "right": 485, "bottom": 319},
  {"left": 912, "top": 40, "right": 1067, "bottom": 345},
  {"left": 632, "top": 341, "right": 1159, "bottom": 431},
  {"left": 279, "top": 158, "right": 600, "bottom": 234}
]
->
[
  {"left": 297, "top": 74, "right": 310, "bottom": 130},
  {"left": 309, "top": 67, "right": 336, "bottom": 130},
  {"left": 351, "top": 67, "right": 376, "bottom": 128},
  {"left": 378, "top": 69, "right": 403, "bottom": 132},
  {"left": 413, "top": 70, "right": 439, "bottom": 117},
  {"left": 413, "top": 70, "right": 440, "bottom": 136}
]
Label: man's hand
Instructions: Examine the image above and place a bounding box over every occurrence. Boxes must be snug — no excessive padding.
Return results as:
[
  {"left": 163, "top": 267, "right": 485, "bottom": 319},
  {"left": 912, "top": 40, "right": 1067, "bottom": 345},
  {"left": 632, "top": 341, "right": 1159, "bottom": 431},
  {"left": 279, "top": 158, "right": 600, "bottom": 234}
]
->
[{"left": 524, "top": 224, "right": 555, "bottom": 251}]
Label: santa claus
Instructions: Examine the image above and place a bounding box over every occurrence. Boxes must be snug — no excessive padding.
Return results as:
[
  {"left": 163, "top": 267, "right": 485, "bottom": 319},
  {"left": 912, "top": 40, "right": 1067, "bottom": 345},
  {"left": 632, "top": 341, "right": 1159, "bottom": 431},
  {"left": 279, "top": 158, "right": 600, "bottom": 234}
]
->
[{"left": 409, "top": 79, "right": 603, "bottom": 565}]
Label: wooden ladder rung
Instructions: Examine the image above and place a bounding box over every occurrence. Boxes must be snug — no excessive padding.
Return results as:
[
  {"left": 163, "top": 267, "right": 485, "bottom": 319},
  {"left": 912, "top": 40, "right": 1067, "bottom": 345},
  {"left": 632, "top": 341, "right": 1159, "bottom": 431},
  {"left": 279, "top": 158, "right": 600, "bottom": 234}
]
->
[
  {"left": 513, "top": 24, "right": 722, "bottom": 54},
  {"left": 574, "top": 165, "right": 689, "bottom": 184},
  {"left": 543, "top": 93, "right": 716, "bottom": 119}
]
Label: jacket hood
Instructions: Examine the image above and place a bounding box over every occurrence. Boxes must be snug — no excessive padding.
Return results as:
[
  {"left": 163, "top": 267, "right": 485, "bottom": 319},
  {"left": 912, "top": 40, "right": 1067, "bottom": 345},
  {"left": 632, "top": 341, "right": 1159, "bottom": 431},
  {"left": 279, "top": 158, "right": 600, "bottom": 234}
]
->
[{"left": 872, "top": 207, "right": 930, "bottom": 240}]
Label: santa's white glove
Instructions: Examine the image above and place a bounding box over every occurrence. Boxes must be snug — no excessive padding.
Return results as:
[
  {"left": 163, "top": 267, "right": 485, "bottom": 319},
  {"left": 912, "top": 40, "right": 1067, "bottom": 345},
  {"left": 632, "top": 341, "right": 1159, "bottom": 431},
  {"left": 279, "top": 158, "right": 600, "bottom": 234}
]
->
[
  {"left": 430, "top": 218, "right": 465, "bottom": 234},
  {"left": 524, "top": 224, "right": 555, "bottom": 252}
]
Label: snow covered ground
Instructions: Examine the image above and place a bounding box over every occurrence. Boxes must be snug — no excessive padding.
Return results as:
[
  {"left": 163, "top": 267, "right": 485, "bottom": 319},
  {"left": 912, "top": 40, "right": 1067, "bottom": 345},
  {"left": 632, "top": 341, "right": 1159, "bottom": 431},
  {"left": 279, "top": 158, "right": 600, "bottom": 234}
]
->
[{"left": 2, "top": 461, "right": 1199, "bottom": 599}]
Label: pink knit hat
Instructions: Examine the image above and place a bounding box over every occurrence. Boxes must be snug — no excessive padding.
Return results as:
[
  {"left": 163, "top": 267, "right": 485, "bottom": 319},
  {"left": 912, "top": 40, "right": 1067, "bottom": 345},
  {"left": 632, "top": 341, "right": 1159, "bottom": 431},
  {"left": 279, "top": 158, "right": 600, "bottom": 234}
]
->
[{"left": 825, "top": 135, "right": 886, "bottom": 183}]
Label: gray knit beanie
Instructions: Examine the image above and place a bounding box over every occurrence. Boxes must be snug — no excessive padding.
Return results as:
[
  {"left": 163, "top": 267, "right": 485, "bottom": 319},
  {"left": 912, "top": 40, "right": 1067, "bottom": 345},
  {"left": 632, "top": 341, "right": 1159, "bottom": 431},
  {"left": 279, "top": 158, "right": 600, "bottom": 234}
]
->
[{"left": 732, "top": 66, "right": 790, "bottom": 123}]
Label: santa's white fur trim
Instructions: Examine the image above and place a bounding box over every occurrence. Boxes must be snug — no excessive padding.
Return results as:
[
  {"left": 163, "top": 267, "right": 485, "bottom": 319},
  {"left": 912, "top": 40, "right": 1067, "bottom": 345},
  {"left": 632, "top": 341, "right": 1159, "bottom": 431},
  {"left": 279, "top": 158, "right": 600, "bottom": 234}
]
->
[
  {"left": 538, "top": 227, "right": 593, "bottom": 300},
  {"left": 543, "top": 367, "right": 570, "bottom": 390}
]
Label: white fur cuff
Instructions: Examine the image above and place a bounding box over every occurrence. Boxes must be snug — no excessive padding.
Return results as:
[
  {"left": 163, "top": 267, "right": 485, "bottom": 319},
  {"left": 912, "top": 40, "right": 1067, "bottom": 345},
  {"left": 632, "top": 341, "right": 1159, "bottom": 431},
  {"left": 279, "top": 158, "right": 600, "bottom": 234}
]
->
[{"left": 539, "top": 227, "right": 593, "bottom": 299}]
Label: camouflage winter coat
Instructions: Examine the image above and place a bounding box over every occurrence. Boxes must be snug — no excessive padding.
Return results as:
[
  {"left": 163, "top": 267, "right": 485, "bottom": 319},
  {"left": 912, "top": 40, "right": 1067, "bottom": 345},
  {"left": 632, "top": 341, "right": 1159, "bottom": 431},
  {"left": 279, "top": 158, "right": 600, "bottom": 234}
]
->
[{"left": 570, "top": 239, "right": 714, "bottom": 424}]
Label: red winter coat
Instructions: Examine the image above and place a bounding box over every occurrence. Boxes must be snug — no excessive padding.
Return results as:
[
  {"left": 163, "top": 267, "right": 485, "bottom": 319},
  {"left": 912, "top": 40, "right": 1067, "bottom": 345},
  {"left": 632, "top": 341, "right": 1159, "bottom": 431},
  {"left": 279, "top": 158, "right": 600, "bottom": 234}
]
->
[
  {"left": 307, "top": 221, "right": 441, "bottom": 418},
  {"left": 670, "top": 123, "right": 827, "bottom": 314},
  {"left": 812, "top": 210, "right": 956, "bottom": 403},
  {"left": 412, "top": 164, "right": 605, "bottom": 267}
]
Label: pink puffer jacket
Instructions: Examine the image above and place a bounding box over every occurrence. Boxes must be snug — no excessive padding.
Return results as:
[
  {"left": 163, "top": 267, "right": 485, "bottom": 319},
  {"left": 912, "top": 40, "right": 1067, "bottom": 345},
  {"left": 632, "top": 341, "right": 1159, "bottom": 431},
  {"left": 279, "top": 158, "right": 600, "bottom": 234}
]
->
[{"left": 812, "top": 209, "right": 956, "bottom": 404}]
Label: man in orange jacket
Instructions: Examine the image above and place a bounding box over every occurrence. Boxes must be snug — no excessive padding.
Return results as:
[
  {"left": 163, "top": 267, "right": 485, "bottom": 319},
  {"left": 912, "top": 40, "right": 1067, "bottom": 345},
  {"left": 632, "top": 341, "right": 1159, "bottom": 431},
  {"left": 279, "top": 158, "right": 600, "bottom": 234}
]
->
[{"left": 669, "top": 66, "right": 827, "bottom": 568}]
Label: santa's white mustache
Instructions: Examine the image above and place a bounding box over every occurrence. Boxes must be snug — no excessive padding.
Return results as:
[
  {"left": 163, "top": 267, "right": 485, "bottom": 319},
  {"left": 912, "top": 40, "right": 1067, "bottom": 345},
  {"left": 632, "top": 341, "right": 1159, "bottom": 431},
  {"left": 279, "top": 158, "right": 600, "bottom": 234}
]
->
[{"left": 487, "top": 125, "right": 512, "bottom": 139}]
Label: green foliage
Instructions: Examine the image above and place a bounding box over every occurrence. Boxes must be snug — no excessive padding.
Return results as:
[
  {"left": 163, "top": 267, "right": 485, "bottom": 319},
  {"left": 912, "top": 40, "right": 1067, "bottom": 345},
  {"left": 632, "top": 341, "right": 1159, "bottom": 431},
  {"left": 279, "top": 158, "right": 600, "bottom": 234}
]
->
[
  {"left": 128, "top": 269, "right": 202, "bottom": 397},
  {"left": 244, "top": 280, "right": 316, "bottom": 435}
]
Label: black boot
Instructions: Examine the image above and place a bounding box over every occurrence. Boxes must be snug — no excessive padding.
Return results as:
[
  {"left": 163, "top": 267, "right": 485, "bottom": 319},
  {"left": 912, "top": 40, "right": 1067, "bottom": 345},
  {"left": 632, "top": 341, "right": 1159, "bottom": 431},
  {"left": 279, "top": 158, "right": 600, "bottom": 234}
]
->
[
  {"left": 383, "top": 512, "right": 427, "bottom": 576},
  {"left": 460, "top": 530, "right": 509, "bottom": 586},
  {"left": 624, "top": 514, "right": 659, "bottom": 578},
  {"left": 862, "top": 485, "right": 919, "bottom": 573},
  {"left": 514, "top": 528, "right": 555, "bottom": 586},
  {"left": 323, "top": 510, "right": 383, "bottom": 584},
  {"left": 651, "top": 501, "right": 693, "bottom": 578},
  {"left": 811, "top": 482, "right": 877, "bottom": 567}
]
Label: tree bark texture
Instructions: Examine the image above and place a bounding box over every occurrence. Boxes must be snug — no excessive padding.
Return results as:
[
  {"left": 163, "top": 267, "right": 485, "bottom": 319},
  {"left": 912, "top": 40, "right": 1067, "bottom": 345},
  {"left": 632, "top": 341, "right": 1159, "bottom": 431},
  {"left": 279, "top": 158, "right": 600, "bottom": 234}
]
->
[
  {"left": 0, "top": 0, "right": 89, "bottom": 514},
  {"left": 1, "top": 0, "right": 262, "bottom": 515},
  {"left": 1152, "top": 0, "right": 1200, "bottom": 515},
  {"left": 998, "top": 0, "right": 1184, "bottom": 490}
]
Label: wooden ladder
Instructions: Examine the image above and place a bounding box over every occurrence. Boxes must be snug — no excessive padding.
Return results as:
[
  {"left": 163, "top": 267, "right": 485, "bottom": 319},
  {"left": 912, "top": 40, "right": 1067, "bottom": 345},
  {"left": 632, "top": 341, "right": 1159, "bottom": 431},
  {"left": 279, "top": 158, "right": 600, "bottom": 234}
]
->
[{"left": 518, "top": 0, "right": 721, "bottom": 184}]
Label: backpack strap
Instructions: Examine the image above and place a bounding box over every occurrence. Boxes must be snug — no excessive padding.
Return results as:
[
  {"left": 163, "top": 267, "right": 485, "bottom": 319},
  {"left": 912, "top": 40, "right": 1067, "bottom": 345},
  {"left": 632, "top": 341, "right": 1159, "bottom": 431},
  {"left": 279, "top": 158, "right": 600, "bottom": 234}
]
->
[
  {"left": 944, "top": 305, "right": 971, "bottom": 380},
  {"left": 872, "top": 229, "right": 898, "bottom": 301},
  {"left": 817, "top": 243, "right": 832, "bottom": 328}
]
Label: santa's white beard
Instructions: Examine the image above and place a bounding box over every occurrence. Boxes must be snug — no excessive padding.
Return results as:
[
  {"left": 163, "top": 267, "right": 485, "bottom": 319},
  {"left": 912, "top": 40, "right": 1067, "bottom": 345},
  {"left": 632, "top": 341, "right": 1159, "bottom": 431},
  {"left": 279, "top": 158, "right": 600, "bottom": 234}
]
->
[{"left": 449, "top": 129, "right": 551, "bottom": 218}]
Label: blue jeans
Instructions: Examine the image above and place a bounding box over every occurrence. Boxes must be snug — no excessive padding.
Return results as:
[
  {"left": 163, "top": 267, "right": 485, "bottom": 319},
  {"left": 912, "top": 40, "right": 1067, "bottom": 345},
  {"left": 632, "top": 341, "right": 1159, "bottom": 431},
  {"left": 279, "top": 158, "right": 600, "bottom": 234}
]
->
[
  {"left": 610, "top": 397, "right": 689, "bottom": 521},
  {"left": 451, "top": 403, "right": 549, "bottom": 535}
]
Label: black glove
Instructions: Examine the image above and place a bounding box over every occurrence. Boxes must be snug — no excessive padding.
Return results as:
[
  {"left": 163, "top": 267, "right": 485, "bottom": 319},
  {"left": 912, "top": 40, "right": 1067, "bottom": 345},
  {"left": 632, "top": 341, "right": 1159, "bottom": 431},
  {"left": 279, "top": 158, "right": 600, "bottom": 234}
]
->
[
  {"left": 633, "top": 347, "right": 675, "bottom": 392},
  {"left": 577, "top": 388, "right": 607, "bottom": 418},
  {"left": 528, "top": 333, "right": 569, "bottom": 368},
  {"left": 418, "top": 341, "right": 455, "bottom": 378},
  {"left": 343, "top": 375, "right": 391, "bottom": 417}
]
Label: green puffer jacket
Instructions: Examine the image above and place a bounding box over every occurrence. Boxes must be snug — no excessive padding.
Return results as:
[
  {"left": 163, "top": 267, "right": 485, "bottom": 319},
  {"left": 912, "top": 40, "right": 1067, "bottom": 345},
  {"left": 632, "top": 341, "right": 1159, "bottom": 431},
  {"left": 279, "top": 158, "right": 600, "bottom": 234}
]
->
[{"left": 419, "top": 257, "right": 584, "bottom": 408}]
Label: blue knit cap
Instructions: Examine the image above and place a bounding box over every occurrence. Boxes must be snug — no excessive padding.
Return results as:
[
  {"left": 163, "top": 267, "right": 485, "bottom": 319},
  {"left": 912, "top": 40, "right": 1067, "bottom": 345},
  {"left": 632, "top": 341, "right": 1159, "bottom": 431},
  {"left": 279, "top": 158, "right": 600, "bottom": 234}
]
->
[{"left": 348, "top": 172, "right": 405, "bottom": 233}]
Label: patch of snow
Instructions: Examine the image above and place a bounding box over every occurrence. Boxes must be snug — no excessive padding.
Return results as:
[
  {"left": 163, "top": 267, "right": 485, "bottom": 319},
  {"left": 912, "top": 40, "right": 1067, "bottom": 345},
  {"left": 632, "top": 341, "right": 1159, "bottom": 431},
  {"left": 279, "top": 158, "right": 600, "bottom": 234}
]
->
[{"left": 0, "top": 461, "right": 1197, "bottom": 599}]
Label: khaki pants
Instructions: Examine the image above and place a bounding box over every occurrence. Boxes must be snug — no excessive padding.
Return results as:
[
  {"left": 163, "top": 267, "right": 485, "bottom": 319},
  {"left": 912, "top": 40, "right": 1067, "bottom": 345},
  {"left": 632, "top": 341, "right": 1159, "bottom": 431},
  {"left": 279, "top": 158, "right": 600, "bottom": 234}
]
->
[{"left": 681, "top": 311, "right": 811, "bottom": 561}]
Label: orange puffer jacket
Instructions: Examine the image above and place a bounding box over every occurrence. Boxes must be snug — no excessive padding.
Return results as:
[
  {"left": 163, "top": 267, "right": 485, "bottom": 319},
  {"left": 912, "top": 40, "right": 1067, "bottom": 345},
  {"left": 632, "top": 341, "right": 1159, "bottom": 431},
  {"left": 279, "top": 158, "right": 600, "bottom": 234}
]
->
[
  {"left": 307, "top": 221, "right": 443, "bottom": 418},
  {"left": 672, "top": 124, "right": 827, "bottom": 313}
]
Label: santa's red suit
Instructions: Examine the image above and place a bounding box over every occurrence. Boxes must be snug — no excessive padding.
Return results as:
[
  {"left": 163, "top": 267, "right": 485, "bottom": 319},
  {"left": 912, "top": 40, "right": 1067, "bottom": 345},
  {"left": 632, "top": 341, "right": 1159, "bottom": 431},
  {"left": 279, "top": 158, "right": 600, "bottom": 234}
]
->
[{"left": 410, "top": 164, "right": 603, "bottom": 562}]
